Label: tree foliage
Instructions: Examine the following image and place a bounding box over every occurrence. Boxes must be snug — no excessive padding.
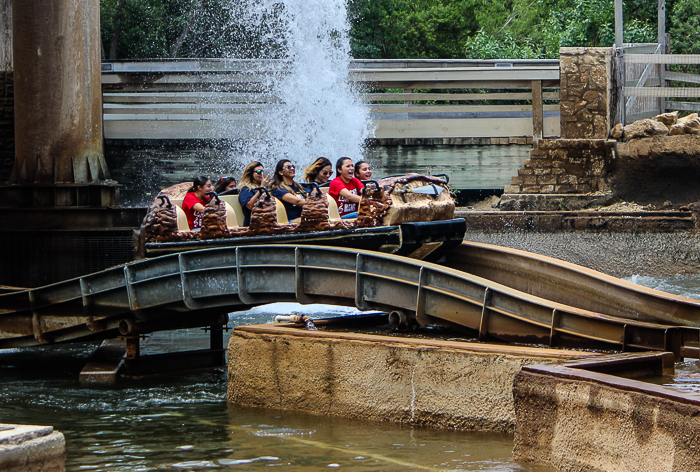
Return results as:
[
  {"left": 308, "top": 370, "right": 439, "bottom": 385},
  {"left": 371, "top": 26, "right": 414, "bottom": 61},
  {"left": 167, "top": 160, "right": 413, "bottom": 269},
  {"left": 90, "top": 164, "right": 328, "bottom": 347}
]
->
[{"left": 100, "top": 0, "right": 693, "bottom": 60}]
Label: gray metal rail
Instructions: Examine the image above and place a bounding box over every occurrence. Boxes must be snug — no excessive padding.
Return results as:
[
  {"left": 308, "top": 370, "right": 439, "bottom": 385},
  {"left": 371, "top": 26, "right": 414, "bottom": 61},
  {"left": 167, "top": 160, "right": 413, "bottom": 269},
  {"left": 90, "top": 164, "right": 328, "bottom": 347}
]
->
[{"left": 0, "top": 245, "right": 694, "bottom": 358}]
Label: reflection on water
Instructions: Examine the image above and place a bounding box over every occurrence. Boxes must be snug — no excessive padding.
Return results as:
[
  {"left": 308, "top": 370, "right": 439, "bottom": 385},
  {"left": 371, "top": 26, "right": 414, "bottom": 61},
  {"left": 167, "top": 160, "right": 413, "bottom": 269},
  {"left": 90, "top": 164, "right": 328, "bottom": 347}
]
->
[{"left": 0, "top": 306, "right": 552, "bottom": 471}]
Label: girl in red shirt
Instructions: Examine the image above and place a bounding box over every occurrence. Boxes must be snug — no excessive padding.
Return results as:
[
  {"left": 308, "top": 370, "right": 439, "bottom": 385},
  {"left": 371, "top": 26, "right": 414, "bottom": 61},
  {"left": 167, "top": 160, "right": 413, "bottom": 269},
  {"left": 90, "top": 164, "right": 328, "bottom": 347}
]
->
[
  {"left": 182, "top": 176, "right": 212, "bottom": 230},
  {"left": 329, "top": 157, "right": 364, "bottom": 218}
]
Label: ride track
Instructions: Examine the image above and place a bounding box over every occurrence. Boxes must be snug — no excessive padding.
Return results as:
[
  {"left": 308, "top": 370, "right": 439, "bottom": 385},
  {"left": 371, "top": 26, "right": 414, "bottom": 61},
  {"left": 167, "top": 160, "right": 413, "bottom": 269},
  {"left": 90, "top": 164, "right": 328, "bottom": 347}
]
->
[{"left": 2, "top": 243, "right": 700, "bottom": 360}]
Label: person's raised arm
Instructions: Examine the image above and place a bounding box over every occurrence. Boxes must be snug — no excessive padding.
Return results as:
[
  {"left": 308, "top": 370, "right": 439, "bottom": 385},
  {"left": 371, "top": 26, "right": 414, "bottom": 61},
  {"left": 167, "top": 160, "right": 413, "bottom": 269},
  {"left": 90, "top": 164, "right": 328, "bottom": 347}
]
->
[{"left": 338, "top": 188, "right": 361, "bottom": 204}]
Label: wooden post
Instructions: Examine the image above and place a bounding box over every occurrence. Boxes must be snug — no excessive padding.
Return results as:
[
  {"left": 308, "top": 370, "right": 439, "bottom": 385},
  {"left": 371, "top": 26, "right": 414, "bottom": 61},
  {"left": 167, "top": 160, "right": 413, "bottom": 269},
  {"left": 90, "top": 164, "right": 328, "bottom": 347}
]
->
[
  {"left": 615, "top": 0, "right": 623, "bottom": 48},
  {"left": 658, "top": 0, "right": 666, "bottom": 114},
  {"left": 532, "top": 80, "right": 543, "bottom": 146},
  {"left": 0, "top": 0, "right": 11, "bottom": 71}
]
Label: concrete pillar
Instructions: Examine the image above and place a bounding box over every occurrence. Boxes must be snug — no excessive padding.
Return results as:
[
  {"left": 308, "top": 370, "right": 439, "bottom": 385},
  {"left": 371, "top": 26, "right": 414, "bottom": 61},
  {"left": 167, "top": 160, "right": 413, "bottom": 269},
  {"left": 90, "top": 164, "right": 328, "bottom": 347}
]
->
[{"left": 10, "top": 0, "right": 108, "bottom": 184}]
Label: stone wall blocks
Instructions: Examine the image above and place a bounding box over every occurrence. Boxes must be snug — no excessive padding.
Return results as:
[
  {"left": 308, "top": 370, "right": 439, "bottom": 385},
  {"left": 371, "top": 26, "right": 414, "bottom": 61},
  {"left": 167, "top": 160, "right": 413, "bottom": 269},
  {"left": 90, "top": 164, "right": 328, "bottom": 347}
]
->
[
  {"left": 518, "top": 168, "right": 534, "bottom": 176},
  {"left": 552, "top": 168, "right": 565, "bottom": 175},
  {"left": 522, "top": 185, "right": 541, "bottom": 193},
  {"left": 523, "top": 175, "right": 537, "bottom": 185},
  {"left": 503, "top": 184, "right": 521, "bottom": 194},
  {"left": 533, "top": 168, "right": 551, "bottom": 176},
  {"left": 538, "top": 175, "right": 557, "bottom": 185},
  {"left": 554, "top": 184, "right": 574, "bottom": 193},
  {"left": 540, "top": 185, "right": 556, "bottom": 193}
]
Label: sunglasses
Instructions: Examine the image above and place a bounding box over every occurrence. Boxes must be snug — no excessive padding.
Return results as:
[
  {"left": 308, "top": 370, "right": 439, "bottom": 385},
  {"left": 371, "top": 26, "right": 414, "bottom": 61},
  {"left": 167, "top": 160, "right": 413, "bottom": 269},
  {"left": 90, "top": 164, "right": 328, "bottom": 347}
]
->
[
  {"left": 254, "top": 169, "right": 264, "bottom": 175},
  {"left": 320, "top": 170, "right": 331, "bottom": 176},
  {"left": 284, "top": 165, "right": 295, "bottom": 170}
]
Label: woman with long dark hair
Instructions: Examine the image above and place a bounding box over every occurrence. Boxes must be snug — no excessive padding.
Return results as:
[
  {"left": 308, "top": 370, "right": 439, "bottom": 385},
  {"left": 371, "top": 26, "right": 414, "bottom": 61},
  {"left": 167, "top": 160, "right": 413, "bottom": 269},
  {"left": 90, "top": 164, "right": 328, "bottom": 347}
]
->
[
  {"left": 237, "top": 161, "right": 271, "bottom": 226},
  {"left": 270, "top": 159, "right": 307, "bottom": 223},
  {"left": 303, "top": 157, "right": 333, "bottom": 185},
  {"left": 329, "top": 157, "right": 363, "bottom": 219},
  {"left": 182, "top": 175, "right": 212, "bottom": 230},
  {"left": 214, "top": 176, "right": 236, "bottom": 194}
]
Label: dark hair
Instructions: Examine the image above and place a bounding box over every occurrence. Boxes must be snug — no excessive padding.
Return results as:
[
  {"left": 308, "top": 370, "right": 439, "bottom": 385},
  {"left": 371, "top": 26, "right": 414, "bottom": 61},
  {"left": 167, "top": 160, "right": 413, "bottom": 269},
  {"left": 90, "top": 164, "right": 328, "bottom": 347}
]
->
[
  {"left": 335, "top": 157, "right": 352, "bottom": 177},
  {"left": 214, "top": 176, "right": 236, "bottom": 194},
  {"left": 271, "top": 159, "right": 305, "bottom": 195},
  {"left": 304, "top": 157, "right": 333, "bottom": 183},
  {"left": 354, "top": 161, "right": 369, "bottom": 175},
  {"left": 189, "top": 175, "right": 210, "bottom": 193}
]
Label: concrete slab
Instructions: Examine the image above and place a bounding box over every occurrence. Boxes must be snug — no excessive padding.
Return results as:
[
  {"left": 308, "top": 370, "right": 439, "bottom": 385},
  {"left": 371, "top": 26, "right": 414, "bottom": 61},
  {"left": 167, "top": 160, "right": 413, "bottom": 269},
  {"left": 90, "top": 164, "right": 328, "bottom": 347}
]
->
[
  {"left": 0, "top": 424, "right": 65, "bottom": 472},
  {"left": 228, "top": 324, "right": 595, "bottom": 432}
]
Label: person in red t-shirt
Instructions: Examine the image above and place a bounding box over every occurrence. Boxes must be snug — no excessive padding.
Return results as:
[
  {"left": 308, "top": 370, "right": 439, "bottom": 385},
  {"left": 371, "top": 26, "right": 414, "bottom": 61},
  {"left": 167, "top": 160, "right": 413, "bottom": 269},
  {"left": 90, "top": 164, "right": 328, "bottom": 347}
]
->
[
  {"left": 182, "top": 176, "right": 212, "bottom": 230},
  {"left": 329, "top": 157, "right": 364, "bottom": 218}
]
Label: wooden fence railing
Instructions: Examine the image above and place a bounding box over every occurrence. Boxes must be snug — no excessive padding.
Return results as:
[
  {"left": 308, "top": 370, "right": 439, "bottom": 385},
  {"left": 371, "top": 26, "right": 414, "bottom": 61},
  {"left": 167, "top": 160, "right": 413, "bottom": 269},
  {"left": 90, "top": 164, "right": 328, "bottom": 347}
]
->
[
  {"left": 101, "top": 59, "right": 560, "bottom": 141},
  {"left": 619, "top": 44, "right": 700, "bottom": 124}
]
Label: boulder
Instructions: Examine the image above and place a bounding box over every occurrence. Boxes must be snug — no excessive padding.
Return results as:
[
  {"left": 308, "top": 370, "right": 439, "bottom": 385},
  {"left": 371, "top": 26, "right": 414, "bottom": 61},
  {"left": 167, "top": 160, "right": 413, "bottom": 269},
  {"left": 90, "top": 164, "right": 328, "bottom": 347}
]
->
[
  {"left": 610, "top": 123, "right": 624, "bottom": 139},
  {"left": 623, "top": 119, "right": 669, "bottom": 140},
  {"left": 678, "top": 113, "right": 698, "bottom": 125},
  {"left": 669, "top": 117, "right": 700, "bottom": 136},
  {"left": 652, "top": 111, "right": 679, "bottom": 125}
]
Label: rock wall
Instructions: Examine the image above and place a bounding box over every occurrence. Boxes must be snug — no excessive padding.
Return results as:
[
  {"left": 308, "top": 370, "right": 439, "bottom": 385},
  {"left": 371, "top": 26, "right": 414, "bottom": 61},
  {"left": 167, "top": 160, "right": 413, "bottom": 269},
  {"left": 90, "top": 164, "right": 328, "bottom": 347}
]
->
[
  {"left": 504, "top": 138, "right": 614, "bottom": 194},
  {"left": 559, "top": 47, "right": 613, "bottom": 140},
  {"left": 227, "top": 325, "right": 589, "bottom": 432}
]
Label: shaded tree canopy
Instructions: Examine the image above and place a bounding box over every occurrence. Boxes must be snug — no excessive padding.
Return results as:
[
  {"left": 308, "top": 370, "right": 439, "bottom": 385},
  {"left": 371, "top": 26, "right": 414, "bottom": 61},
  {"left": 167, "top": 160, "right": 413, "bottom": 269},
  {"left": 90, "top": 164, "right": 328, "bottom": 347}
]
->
[{"left": 101, "top": 0, "right": 687, "bottom": 60}]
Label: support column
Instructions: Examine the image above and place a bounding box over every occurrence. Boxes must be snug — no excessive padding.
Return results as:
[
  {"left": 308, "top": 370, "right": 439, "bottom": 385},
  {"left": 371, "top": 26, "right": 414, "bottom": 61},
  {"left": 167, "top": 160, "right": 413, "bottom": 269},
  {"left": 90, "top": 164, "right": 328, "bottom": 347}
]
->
[{"left": 10, "top": 0, "right": 108, "bottom": 185}]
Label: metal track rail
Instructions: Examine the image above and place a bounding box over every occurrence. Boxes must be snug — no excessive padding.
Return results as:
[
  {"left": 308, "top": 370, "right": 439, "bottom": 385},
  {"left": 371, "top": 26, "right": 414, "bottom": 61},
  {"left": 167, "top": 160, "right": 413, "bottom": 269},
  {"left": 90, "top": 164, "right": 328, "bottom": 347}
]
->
[
  {"left": 442, "top": 242, "right": 700, "bottom": 327},
  {"left": 0, "top": 245, "right": 694, "bottom": 357}
]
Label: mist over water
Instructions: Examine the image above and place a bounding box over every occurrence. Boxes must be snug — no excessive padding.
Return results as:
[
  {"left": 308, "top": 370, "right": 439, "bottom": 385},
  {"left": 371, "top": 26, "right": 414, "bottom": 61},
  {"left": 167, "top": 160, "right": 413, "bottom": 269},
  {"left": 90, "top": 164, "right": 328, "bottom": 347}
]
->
[{"left": 219, "top": 0, "right": 374, "bottom": 171}]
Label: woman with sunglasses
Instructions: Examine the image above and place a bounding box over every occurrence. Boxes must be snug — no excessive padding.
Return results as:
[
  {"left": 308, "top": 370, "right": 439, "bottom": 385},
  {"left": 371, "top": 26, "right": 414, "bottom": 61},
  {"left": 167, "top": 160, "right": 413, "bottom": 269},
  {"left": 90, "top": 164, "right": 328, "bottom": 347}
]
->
[
  {"left": 237, "top": 161, "right": 271, "bottom": 226},
  {"left": 329, "top": 157, "right": 364, "bottom": 219},
  {"left": 270, "top": 159, "right": 307, "bottom": 223},
  {"left": 303, "top": 157, "right": 333, "bottom": 185},
  {"left": 214, "top": 176, "right": 237, "bottom": 195},
  {"left": 354, "top": 161, "right": 373, "bottom": 181}
]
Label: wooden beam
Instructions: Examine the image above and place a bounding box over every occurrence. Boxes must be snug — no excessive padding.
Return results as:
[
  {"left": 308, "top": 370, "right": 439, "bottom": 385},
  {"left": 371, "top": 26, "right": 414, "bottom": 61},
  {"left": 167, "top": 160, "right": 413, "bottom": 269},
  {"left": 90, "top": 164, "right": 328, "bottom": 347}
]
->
[
  {"left": 624, "top": 54, "right": 700, "bottom": 64},
  {"left": 624, "top": 87, "right": 700, "bottom": 98},
  {"left": 615, "top": 0, "right": 623, "bottom": 48},
  {"left": 532, "top": 80, "right": 544, "bottom": 145}
]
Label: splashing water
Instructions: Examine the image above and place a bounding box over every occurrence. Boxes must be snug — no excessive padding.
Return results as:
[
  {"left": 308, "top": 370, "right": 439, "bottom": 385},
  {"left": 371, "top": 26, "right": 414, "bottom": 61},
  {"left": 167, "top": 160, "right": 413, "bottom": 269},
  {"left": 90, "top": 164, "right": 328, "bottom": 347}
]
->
[{"left": 220, "top": 0, "right": 374, "bottom": 170}]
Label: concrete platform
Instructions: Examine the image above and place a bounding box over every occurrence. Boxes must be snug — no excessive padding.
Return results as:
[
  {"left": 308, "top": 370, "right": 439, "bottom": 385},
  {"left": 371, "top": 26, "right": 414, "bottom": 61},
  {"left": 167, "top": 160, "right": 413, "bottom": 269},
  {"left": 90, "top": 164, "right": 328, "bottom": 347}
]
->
[
  {"left": 0, "top": 424, "right": 65, "bottom": 472},
  {"left": 227, "top": 324, "right": 595, "bottom": 432}
]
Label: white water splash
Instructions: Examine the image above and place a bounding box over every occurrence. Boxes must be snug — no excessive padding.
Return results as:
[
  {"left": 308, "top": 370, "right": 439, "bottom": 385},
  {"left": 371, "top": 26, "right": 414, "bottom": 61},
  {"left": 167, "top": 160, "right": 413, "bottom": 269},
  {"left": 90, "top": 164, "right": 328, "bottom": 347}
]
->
[{"left": 220, "top": 0, "right": 374, "bottom": 170}]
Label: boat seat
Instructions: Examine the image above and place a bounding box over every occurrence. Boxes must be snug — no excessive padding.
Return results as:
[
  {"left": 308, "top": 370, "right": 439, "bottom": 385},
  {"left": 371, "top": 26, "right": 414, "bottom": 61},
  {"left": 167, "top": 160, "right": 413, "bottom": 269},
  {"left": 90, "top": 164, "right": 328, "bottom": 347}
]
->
[
  {"left": 274, "top": 198, "right": 290, "bottom": 224},
  {"left": 321, "top": 187, "right": 330, "bottom": 194},
  {"left": 174, "top": 205, "right": 190, "bottom": 232},
  {"left": 222, "top": 201, "right": 239, "bottom": 229},
  {"left": 171, "top": 198, "right": 184, "bottom": 208},
  {"left": 326, "top": 195, "right": 342, "bottom": 222},
  {"left": 219, "top": 195, "right": 246, "bottom": 227}
]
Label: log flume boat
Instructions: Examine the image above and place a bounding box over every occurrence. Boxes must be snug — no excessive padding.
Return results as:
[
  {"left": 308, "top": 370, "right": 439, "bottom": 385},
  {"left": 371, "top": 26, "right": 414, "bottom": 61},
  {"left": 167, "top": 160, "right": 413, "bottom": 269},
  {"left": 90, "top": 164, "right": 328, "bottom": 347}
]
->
[{"left": 139, "top": 173, "right": 465, "bottom": 261}]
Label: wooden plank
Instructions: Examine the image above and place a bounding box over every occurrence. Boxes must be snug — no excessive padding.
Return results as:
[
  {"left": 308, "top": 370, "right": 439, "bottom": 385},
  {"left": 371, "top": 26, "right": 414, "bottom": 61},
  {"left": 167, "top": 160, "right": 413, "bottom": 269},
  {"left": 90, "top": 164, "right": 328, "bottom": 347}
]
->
[
  {"left": 624, "top": 87, "right": 700, "bottom": 98},
  {"left": 363, "top": 92, "right": 560, "bottom": 101},
  {"left": 351, "top": 67, "right": 559, "bottom": 83},
  {"left": 624, "top": 78, "right": 661, "bottom": 88},
  {"left": 373, "top": 116, "right": 560, "bottom": 139},
  {"left": 615, "top": 0, "right": 623, "bottom": 47},
  {"left": 665, "top": 72, "right": 700, "bottom": 85},
  {"left": 102, "top": 92, "right": 279, "bottom": 103},
  {"left": 621, "top": 44, "right": 662, "bottom": 54},
  {"left": 370, "top": 104, "right": 560, "bottom": 113},
  {"left": 624, "top": 54, "right": 700, "bottom": 64},
  {"left": 104, "top": 116, "right": 560, "bottom": 140},
  {"left": 664, "top": 100, "right": 700, "bottom": 111},
  {"left": 532, "top": 80, "right": 544, "bottom": 144},
  {"left": 358, "top": 80, "right": 560, "bottom": 90}
]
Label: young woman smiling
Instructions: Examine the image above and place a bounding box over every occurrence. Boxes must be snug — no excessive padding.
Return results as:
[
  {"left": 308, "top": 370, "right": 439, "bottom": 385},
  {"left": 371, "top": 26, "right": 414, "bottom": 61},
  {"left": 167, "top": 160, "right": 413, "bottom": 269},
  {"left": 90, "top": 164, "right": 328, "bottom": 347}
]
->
[
  {"left": 182, "top": 175, "right": 213, "bottom": 230},
  {"left": 303, "top": 157, "right": 333, "bottom": 185},
  {"left": 270, "top": 159, "right": 307, "bottom": 223},
  {"left": 329, "top": 157, "right": 364, "bottom": 219},
  {"left": 237, "top": 161, "right": 271, "bottom": 226}
]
